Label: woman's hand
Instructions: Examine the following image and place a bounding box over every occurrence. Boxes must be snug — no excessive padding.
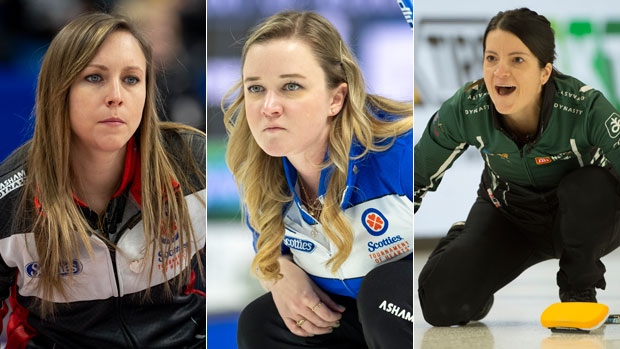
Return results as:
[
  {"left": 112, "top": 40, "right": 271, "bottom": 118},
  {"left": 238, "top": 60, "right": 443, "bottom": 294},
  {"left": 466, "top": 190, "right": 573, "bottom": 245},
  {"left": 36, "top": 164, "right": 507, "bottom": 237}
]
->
[{"left": 262, "top": 256, "right": 345, "bottom": 337}]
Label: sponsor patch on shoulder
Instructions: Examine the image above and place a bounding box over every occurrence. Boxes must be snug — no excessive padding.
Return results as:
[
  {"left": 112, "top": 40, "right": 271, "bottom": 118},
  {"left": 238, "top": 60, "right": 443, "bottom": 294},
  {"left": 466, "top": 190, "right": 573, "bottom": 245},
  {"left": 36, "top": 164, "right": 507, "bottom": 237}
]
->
[{"left": 605, "top": 112, "right": 620, "bottom": 138}]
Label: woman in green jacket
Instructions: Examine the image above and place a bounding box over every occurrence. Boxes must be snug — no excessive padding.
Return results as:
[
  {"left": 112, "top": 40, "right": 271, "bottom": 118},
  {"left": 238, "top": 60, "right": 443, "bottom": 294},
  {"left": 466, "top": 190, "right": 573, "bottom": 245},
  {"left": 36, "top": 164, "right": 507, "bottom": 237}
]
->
[{"left": 415, "top": 7, "right": 620, "bottom": 326}]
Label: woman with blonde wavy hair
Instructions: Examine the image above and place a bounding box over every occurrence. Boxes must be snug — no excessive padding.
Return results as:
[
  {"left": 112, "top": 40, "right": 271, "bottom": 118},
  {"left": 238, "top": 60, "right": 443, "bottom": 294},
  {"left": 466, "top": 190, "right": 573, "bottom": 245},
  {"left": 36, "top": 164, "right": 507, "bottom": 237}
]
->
[
  {"left": 224, "top": 10, "right": 413, "bottom": 348},
  {"left": 0, "top": 12, "right": 205, "bottom": 348}
]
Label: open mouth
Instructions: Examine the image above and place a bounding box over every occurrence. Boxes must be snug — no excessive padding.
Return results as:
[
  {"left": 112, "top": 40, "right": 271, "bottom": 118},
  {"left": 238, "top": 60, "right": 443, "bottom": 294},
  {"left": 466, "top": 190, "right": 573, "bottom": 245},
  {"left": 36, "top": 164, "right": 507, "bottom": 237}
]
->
[{"left": 496, "top": 85, "right": 516, "bottom": 96}]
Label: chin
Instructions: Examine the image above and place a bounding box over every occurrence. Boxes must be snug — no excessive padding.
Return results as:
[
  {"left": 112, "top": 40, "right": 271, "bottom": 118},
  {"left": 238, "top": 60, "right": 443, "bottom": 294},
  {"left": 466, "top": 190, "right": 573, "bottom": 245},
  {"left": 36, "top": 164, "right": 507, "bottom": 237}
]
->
[
  {"left": 256, "top": 141, "right": 286, "bottom": 158},
  {"left": 261, "top": 148, "right": 285, "bottom": 158},
  {"left": 491, "top": 102, "right": 513, "bottom": 115},
  {"left": 95, "top": 139, "right": 132, "bottom": 153}
]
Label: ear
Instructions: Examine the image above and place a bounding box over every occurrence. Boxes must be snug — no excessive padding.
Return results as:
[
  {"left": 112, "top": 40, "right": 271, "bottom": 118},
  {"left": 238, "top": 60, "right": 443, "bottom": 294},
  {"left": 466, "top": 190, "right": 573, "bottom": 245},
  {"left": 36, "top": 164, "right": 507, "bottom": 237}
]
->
[
  {"left": 328, "top": 82, "right": 348, "bottom": 116},
  {"left": 541, "top": 63, "right": 552, "bottom": 85}
]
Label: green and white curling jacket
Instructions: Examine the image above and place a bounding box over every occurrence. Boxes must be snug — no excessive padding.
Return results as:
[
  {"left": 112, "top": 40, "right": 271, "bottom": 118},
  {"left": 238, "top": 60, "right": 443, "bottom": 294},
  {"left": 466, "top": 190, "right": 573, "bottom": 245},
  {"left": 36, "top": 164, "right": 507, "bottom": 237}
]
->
[{"left": 415, "top": 74, "right": 620, "bottom": 213}]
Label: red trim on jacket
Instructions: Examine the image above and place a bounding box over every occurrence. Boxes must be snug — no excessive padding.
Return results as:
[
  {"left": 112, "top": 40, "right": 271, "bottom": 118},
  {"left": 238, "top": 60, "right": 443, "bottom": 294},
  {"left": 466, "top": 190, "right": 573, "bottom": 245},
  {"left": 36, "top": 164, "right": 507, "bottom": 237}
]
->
[
  {"left": 34, "top": 138, "right": 141, "bottom": 212},
  {"left": 72, "top": 137, "right": 140, "bottom": 207},
  {"left": 6, "top": 275, "right": 36, "bottom": 349},
  {"left": 183, "top": 270, "right": 205, "bottom": 298}
]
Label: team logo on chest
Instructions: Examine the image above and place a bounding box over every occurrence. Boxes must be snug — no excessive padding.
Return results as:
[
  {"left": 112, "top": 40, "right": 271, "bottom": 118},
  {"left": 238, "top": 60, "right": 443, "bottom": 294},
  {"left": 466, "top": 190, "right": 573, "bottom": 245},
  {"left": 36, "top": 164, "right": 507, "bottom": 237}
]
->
[
  {"left": 361, "top": 208, "right": 389, "bottom": 236},
  {"left": 25, "top": 259, "right": 84, "bottom": 278}
]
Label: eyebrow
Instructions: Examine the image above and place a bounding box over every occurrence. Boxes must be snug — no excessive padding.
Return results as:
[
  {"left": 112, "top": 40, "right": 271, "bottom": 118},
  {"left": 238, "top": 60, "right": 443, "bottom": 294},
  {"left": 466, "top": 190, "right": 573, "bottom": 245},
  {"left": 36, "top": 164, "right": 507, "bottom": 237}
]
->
[
  {"left": 485, "top": 50, "right": 532, "bottom": 56},
  {"left": 243, "top": 73, "right": 307, "bottom": 83},
  {"left": 86, "top": 63, "right": 145, "bottom": 73}
]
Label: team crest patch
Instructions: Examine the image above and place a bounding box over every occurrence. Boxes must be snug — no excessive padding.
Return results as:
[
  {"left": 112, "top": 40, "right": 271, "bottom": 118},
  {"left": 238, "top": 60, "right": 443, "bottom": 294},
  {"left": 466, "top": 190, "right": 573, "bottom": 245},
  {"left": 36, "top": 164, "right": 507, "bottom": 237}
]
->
[
  {"left": 361, "top": 208, "right": 389, "bottom": 236},
  {"left": 605, "top": 113, "right": 620, "bottom": 138}
]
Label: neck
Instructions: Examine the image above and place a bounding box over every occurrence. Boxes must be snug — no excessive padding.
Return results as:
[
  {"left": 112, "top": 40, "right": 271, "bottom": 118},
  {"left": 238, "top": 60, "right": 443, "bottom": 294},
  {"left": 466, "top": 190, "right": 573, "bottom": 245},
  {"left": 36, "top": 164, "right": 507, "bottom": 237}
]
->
[
  {"left": 70, "top": 146, "right": 126, "bottom": 214},
  {"left": 297, "top": 169, "right": 321, "bottom": 198},
  {"left": 298, "top": 173, "right": 322, "bottom": 219},
  {"left": 288, "top": 148, "right": 326, "bottom": 197},
  {"left": 502, "top": 102, "right": 541, "bottom": 137}
]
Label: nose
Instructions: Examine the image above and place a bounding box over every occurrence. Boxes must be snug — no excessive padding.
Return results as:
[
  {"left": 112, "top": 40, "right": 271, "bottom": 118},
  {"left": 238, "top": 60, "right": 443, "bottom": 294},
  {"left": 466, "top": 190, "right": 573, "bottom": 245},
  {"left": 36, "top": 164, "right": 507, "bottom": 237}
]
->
[
  {"left": 494, "top": 62, "right": 510, "bottom": 78},
  {"left": 106, "top": 80, "right": 123, "bottom": 107},
  {"left": 261, "top": 90, "right": 282, "bottom": 117}
]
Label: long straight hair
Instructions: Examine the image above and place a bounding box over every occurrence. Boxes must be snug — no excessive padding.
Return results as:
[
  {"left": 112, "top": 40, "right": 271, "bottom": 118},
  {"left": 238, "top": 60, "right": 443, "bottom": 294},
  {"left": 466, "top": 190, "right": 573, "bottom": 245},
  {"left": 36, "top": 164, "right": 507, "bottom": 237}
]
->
[{"left": 16, "top": 12, "right": 204, "bottom": 318}]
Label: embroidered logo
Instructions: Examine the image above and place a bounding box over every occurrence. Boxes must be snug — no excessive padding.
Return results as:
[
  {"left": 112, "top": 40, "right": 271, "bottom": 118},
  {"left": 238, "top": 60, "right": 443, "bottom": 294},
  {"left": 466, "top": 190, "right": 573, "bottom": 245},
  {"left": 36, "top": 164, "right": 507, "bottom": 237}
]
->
[
  {"left": 605, "top": 113, "right": 620, "bottom": 138},
  {"left": 283, "top": 237, "right": 315, "bottom": 253},
  {"left": 161, "top": 231, "right": 180, "bottom": 244},
  {"left": 535, "top": 157, "right": 552, "bottom": 165},
  {"left": 25, "top": 260, "right": 83, "bottom": 278},
  {"left": 361, "top": 208, "right": 389, "bottom": 236},
  {"left": 481, "top": 149, "right": 508, "bottom": 160},
  {"left": 25, "top": 262, "right": 40, "bottom": 278},
  {"left": 0, "top": 170, "right": 25, "bottom": 200}
]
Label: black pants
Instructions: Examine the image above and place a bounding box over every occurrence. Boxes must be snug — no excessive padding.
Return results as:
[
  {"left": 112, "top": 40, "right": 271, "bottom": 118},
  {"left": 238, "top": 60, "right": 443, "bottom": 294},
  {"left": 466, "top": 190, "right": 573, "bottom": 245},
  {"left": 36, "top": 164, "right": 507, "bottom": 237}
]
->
[
  {"left": 418, "top": 166, "right": 620, "bottom": 326},
  {"left": 237, "top": 259, "right": 413, "bottom": 349}
]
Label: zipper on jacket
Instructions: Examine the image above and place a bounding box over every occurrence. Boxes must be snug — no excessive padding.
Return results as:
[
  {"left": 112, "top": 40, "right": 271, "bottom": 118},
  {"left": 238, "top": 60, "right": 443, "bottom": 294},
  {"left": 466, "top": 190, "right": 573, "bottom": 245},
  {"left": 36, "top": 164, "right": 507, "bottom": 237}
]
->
[
  {"left": 108, "top": 246, "right": 140, "bottom": 348},
  {"left": 106, "top": 212, "right": 142, "bottom": 348},
  {"left": 520, "top": 145, "right": 537, "bottom": 186}
]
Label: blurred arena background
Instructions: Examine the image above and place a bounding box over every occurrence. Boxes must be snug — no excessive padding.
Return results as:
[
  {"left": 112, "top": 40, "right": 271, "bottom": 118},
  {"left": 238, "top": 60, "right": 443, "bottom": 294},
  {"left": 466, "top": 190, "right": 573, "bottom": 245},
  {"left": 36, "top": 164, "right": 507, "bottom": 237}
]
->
[
  {"left": 414, "top": 0, "right": 620, "bottom": 240},
  {"left": 0, "top": 0, "right": 205, "bottom": 163},
  {"left": 206, "top": 0, "right": 412, "bottom": 347}
]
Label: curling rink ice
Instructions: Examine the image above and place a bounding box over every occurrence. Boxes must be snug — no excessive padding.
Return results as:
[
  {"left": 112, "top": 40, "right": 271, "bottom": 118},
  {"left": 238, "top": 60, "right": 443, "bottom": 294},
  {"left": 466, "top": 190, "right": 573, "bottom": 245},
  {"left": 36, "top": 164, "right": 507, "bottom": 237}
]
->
[
  {"left": 208, "top": 219, "right": 620, "bottom": 348},
  {"left": 412, "top": 107, "right": 620, "bottom": 348},
  {"left": 207, "top": 219, "right": 263, "bottom": 348},
  {"left": 414, "top": 243, "right": 620, "bottom": 349}
]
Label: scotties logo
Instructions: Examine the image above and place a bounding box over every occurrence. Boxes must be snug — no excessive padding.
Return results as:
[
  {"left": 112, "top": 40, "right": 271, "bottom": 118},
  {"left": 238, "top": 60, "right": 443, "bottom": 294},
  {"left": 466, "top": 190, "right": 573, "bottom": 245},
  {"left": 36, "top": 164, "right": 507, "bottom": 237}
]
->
[
  {"left": 361, "top": 208, "right": 389, "bottom": 236},
  {"left": 283, "top": 237, "right": 315, "bottom": 253},
  {"left": 25, "top": 260, "right": 83, "bottom": 278},
  {"left": 162, "top": 231, "right": 180, "bottom": 244}
]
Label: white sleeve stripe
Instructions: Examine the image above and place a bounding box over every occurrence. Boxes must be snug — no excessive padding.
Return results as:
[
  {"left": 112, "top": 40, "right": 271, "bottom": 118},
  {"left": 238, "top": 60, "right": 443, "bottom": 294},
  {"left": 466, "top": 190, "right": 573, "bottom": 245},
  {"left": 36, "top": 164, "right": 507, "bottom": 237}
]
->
[
  {"left": 415, "top": 142, "right": 467, "bottom": 196},
  {"left": 570, "top": 139, "right": 584, "bottom": 167}
]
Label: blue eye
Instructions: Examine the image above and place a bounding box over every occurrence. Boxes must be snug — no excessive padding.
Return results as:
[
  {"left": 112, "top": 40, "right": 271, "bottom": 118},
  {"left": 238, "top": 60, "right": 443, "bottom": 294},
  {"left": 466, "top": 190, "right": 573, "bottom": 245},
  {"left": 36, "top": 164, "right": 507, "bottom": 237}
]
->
[
  {"left": 247, "top": 85, "right": 264, "bottom": 93},
  {"left": 125, "top": 76, "right": 140, "bottom": 85},
  {"left": 284, "top": 82, "right": 301, "bottom": 91},
  {"left": 86, "top": 74, "right": 102, "bottom": 82}
]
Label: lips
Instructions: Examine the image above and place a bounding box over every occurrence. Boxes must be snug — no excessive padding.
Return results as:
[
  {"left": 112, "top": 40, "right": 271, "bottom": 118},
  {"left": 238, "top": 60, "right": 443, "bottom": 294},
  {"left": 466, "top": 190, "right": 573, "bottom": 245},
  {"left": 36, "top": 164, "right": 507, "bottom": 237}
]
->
[
  {"left": 100, "top": 117, "right": 125, "bottom": 124},
  {"left": 496, "top": 85, "right": 516, "bottom": 96},
  {"left": 264, "top": 125, "right": 284, "bottom": 131}
]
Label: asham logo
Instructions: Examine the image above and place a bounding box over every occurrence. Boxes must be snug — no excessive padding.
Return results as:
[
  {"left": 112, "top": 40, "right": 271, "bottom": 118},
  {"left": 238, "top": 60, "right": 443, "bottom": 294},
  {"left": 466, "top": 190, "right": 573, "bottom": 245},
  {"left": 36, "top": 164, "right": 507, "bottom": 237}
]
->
[
  {"left": 0, "top": 170, "right": 25, "bottom": 200},
  {"left": 283, "top": 237, "right": 315, "bottom": 253},
  {"left": 25, "top": 260, "right": 83, "bottom": 278}
]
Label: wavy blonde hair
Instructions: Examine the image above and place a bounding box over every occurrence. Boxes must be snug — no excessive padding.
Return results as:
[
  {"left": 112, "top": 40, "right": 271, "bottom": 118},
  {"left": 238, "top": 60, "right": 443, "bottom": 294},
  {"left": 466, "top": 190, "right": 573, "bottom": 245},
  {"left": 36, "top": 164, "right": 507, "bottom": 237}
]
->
[
  {"left": 223, "top": 11, "right": 412, "bottom": 281},
  {"left": 16, "top": 13, "right": 205, "bottom": 318}
]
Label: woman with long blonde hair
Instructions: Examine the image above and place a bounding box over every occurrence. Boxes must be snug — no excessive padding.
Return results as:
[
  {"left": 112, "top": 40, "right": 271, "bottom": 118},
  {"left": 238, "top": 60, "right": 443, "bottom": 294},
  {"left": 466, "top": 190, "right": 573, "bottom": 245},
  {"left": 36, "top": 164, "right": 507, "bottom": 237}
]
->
[
  {"left": 224, "top": 10, "right": 413, "bottom": 348},
  {"left": 0, "top": 12, "right": 205, "bottom": 348}
]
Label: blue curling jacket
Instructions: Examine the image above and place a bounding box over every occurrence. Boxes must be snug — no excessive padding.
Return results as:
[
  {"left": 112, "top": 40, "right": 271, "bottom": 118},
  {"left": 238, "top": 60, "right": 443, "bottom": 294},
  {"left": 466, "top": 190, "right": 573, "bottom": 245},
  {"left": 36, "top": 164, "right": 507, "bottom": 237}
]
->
[{"left": 250, "top": 115, "right": 413, "bottom": 298}]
